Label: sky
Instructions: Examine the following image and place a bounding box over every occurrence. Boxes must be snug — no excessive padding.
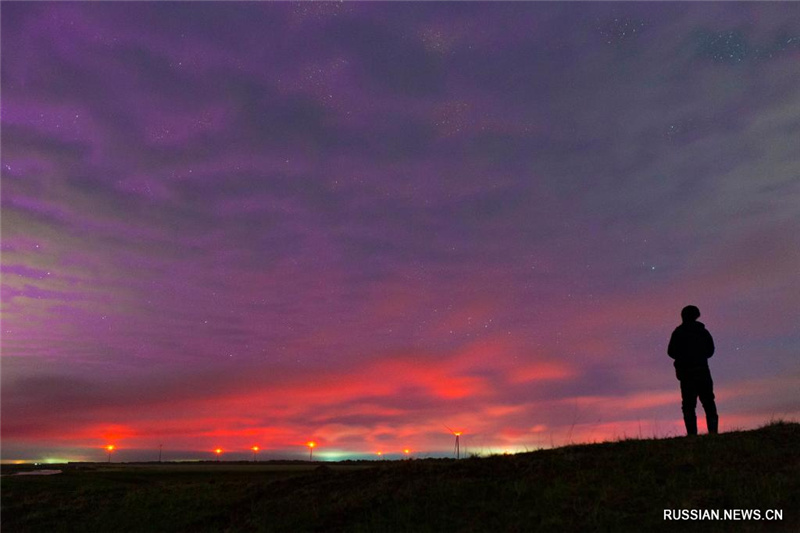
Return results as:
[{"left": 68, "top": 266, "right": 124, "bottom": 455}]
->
[{"left": 2, "top": 2, "right": 799, "bottom": 463}]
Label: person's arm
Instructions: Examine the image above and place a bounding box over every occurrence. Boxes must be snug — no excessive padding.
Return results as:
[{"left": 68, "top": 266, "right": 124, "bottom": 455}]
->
[
  {"left": 705, "top": 330, "right": 715, "bottom": 359},
  {"left": 668, "top": 329, "right": 679, "bottom": 359}
]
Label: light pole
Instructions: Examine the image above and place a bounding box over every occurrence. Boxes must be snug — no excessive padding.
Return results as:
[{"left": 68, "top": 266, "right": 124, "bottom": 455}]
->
[
  {"left": 252, "top": 446, "right": 259, "bottom": 462},
  {"left": 106, "top": 445, "right": 115, "bottom": 463},
  {"left": 307, "top": 441, "right": 316, "bottom": 461},
  {"left": 445, "top": 425, "right": 463, "bottom": 459}
]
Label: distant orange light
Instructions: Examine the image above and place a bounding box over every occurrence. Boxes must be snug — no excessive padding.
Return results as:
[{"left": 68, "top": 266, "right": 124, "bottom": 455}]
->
[
  {"left": 306, "top": 441, "right": 317, "bottom": 460},
  {"left": 215, "top": 448, "right": 222, "bottom": 455},
  {"left": 106, "top": 445, "right": 115, "bottom": 451},
  {"left": 403, "top": 449, "right": 410, "bottom": 454},
  {"left": 252, "top": 446, "right": 259, "bottom": 452},
  {"left": 376, "top": 451, "right": 383, "bottom": 456},
  {"left": 453, "top": 432, "right": 462, "bottom": 436}
]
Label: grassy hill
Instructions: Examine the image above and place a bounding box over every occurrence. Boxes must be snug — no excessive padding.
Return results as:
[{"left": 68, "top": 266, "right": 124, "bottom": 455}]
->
[{"left": 2, "top": 421, "right": 798, "bottom": 532}]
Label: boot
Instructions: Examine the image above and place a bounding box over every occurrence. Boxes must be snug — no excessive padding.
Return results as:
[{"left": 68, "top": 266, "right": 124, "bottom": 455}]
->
[
  {"left": 683, "top": 413, "right": 697, "bottom": 436},
  {"left": 707, "top": 414, "right": 718, "bottom": 434}
]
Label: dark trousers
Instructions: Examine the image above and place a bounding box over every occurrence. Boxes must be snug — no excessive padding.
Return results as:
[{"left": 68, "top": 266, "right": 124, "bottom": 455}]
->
[{"left": 678, "top": 367, "right": 718, "bottom": 435}]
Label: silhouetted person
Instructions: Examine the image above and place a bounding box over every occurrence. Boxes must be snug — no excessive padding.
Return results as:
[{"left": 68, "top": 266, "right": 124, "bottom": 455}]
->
[{"left": 668, "top": 305, "right": 718, "bottom": 435}]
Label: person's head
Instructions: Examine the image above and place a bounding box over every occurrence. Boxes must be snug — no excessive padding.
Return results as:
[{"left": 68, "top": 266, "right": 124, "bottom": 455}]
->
[{"left": 681, "top": 305, "right": 700, "bottom": 323}]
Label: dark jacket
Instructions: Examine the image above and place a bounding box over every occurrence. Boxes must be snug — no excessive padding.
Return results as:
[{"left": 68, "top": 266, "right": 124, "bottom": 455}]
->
[{"left": 668, "top": 321, "right": 715, "bottom": 379}]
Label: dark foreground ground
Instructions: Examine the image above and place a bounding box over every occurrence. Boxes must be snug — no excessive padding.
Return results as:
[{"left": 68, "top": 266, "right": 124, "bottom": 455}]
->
[{"left": 2, "top": 422, "right": 798, "bottom": 532}]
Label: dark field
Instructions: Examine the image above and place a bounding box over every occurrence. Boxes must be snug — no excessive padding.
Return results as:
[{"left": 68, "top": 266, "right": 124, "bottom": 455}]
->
[{"left": 3, "top": 422, "right": 798, "bottom": 532}]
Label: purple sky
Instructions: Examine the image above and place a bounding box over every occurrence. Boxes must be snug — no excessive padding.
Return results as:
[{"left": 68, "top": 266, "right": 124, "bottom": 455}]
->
[{"left": 2, "top": 2, "right": 799, "bottom": 463}]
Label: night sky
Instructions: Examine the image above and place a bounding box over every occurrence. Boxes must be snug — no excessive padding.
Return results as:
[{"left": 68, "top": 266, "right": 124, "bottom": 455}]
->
[{"left": 2, "top": 2, "right": 799, "bottom": 463}]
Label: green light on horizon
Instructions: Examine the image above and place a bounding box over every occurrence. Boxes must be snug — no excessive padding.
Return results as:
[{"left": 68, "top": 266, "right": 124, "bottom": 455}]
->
[{"left": 43, "top": 457, "right": 71, "bottom": 464}]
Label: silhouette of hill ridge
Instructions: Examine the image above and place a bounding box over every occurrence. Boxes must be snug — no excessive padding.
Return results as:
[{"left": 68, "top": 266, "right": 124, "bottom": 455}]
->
[
  {"left": 3, "top": 421, "right": 798, "bottom": 532},
  {"left": 255, "top": 421, "right": 799, "bottom": 532}
]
